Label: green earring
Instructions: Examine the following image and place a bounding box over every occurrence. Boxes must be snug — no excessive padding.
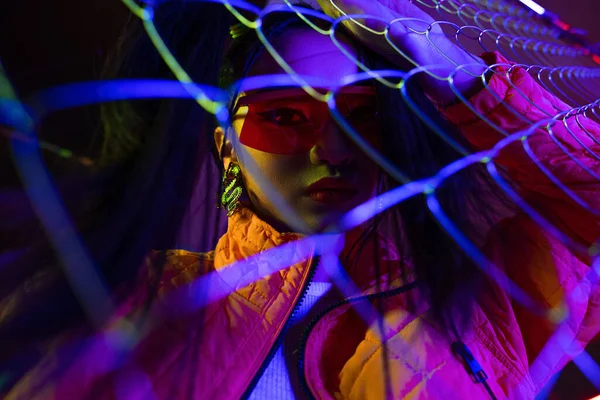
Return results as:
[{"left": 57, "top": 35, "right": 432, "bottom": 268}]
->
[{"left": 220, "top": 163, "right": 243, "bottom": 216}]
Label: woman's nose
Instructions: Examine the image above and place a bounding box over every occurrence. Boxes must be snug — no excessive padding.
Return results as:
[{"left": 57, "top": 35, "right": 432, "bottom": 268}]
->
[{"left": 309, "top": 119, "right": 354, "bottom": 167}]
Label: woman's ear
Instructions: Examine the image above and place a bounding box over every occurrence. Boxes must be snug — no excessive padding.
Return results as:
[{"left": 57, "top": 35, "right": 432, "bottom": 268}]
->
[{"left": 214, "top": 126, "right": 237, "bottom": 169}]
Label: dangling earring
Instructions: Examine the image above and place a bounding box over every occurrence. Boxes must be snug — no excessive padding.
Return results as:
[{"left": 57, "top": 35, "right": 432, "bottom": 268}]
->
[{"left": 220, "top": 163, "right": 243, "bottom": 216}]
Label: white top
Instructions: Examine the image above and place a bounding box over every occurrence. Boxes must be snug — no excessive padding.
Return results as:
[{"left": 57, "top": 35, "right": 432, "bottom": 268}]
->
[{"left": 248, "top": 281, "right": 334, "bottom": 399}]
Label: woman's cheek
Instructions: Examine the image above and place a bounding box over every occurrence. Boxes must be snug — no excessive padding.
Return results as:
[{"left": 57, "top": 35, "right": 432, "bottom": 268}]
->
[{"left": 241, "top": 149, "right": 305, "bottom": 198}]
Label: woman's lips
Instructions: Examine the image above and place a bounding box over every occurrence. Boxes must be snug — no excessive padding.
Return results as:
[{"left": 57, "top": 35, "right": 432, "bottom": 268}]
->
[
  {"left": 305, "top": 178, "right": 359, "bottom": 205},
  {"left": 306, "top": 189, "right": 359, "bottom": 205}
]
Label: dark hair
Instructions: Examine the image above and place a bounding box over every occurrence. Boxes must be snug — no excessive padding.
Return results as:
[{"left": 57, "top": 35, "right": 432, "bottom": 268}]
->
[
  {"left": 0, "top": 2, "right": 232, "bottom": 391},
  {"left": 218, "top": 9, "right": 517, "bottom": 333}
]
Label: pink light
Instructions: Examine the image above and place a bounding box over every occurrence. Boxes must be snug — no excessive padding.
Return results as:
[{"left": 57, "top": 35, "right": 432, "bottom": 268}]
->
[{"left": 553, "top": 19, "right": 571, "bottom": 31}]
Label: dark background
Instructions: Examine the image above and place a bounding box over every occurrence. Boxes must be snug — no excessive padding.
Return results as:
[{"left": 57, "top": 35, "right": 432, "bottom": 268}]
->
[{"left": 536, "top": 0, "right": 600, "bottom": 43}]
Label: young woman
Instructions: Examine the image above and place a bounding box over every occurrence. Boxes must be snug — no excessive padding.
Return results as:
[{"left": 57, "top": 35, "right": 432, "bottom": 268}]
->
[{"left": 5, "top": 1, "right": 600, "bottom": 399}]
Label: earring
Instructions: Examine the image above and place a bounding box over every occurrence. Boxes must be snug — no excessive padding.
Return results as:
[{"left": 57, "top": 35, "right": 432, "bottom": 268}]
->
[{"left": 220, "top": 163, "right": 243, "bottom": 216}]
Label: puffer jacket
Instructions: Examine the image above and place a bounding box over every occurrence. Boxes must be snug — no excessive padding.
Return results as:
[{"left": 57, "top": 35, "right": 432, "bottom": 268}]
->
[{"left": 8, "top": 52, "right": 600, "bottom": 399}]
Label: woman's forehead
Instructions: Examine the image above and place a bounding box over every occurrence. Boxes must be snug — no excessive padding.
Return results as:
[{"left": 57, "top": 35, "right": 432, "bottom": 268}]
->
[
  {"left": 237, "top": 85, "right": 376, "bottom": 106},
  {"left": 247, "top": 28, "right": 359, "bottom": 84}
]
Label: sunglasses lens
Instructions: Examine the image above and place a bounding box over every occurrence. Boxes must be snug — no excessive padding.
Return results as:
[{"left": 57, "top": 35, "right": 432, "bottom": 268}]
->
[
  {"left": 333, "top": 89, "right": 381, "bottom": 149},
  {"left": 234, "top": 88, "right": 380, "bottom": 154},
  {"left": 234, "top": 89, "right": 322, "bottom": 154},
  {"left": 239, "top": 107, "right": 319, "bottom": 154}
]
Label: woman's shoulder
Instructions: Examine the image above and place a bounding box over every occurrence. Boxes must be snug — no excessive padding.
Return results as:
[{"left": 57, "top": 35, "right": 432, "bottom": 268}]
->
[
  {"left": 147, "top": 249, "right": 217, "bottom": 291},
  {"left": 153, "top": 248, "right": 216, "bottom": 265}
]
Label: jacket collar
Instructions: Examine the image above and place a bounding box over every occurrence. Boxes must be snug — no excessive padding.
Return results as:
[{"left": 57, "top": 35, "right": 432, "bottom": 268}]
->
[{"left": 213, "top": 206, "right": 413, "bottom": 294}]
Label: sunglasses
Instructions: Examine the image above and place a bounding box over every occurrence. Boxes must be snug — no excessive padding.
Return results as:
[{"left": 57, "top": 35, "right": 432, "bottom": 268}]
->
[{"left": 232, "top": 86, "right": 381, "bottom": 155}]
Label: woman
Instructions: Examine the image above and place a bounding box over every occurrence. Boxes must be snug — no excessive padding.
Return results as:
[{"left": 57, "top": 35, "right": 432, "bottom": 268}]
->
[{"left": 7, "top": 1, "right": 600, "bottom": 399}]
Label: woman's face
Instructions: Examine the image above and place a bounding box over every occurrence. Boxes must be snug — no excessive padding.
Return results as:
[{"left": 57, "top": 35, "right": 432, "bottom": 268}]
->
[{"left": 218, "top": 28, "right": 381, "bottom": 233}]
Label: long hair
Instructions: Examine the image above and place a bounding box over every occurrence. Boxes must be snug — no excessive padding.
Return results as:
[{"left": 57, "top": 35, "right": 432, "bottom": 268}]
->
[
  {"left": 0, "top": 2, "right": 232, "bottom": 391},
  {"left": 217, "top": 9, "right": 517, "bottom": 333}
]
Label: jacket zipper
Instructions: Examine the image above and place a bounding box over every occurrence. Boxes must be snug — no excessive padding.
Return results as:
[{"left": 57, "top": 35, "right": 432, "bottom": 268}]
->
[
  {"left": 451, "top": 342, "right": 498, "bottom": 400},
  {"left": 296, "top": 281, "right": 418, "bottom": 400},
  {"left": 240, "top": 255, "right": 321, "bottom": 400}
]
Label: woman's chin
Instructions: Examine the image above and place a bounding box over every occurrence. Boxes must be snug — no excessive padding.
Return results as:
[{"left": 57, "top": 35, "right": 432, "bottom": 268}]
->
[{"left": 300, "top": 209, "right": 352, "bottom": 234}]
